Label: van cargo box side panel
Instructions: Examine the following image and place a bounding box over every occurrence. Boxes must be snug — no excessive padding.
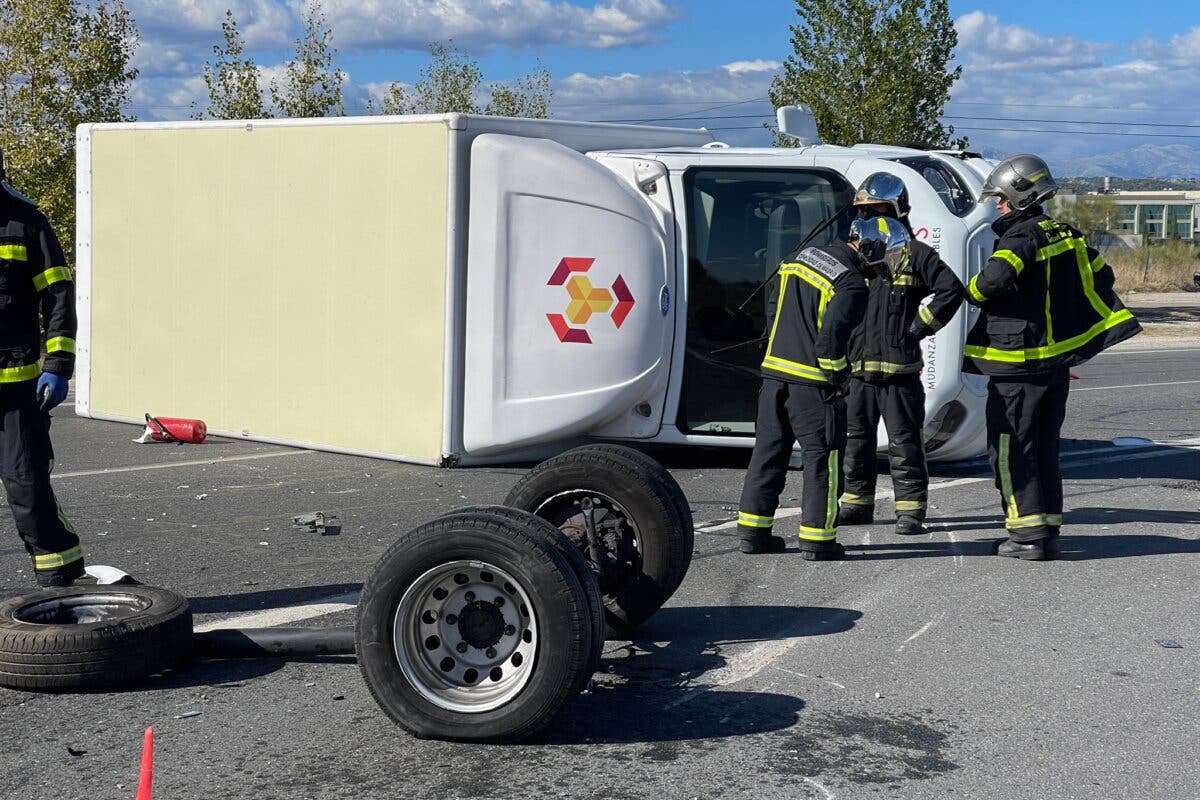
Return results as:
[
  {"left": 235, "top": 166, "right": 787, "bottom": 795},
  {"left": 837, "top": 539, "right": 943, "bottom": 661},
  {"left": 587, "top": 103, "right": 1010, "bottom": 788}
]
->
[
  {"left": 83, "top": 121, "right": 449, "bottom": 462},
  {"left": 463, "top": 135, "right": 672, "bottom": 456}
]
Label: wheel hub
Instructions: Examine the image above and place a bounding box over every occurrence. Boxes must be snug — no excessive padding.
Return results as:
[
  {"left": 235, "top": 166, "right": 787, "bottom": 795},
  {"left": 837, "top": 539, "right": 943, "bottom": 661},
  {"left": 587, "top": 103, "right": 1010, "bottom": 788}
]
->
[{"left": 458, "top": 600, "right": 505, "bottom": 649}]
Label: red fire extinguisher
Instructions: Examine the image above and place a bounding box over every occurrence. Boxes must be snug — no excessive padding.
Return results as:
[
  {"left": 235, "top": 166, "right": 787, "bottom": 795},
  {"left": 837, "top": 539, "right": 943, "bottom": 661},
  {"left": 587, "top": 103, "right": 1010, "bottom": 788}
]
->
[{"left": 143, "top": 413, "right": 207, "bottom": 444}]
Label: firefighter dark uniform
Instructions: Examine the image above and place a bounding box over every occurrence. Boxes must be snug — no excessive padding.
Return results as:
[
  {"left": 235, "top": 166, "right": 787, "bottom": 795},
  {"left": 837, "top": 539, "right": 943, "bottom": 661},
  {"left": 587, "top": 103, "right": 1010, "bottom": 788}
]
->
[
  {"left": 965, "top": 206, "right": 1140, "bottom": 555},
  {"left": 0, "top": 181, "right": 84, "bottom": 586},
  {"left": 737, "top": 241, "right": 868, "bottom": 559},
  {"left": 841, "top": 237, "right": 963, "bottom": 528}
]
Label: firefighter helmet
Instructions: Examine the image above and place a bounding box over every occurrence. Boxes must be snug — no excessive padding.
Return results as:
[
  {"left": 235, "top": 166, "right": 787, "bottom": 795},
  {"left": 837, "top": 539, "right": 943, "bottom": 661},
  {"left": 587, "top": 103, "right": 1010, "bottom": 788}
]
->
[
  {"left": 853, "top": 172, "right": 911, "bottom": 218},
  {"left": 849, "top": 215, "right": 910, "bottom": 279},
  {"left": 981, "top": 154, "right": 1058, "bottom": 211}
]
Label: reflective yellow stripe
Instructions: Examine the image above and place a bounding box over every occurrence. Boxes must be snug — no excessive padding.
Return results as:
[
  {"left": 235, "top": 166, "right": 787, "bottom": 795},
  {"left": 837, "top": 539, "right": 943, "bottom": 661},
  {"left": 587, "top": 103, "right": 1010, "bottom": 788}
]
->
[
  {"left": 0, "top": 363, "right": 40, "bottom": 383},
  {"left": 1035, "top": 239, "right": 1075, "bottom": 261},
  {"left": 895, "top": 499, "right": 927, "bottom": 512},
  {"left": 826, "top": 450, "right": 838, "bottom": 531},
  {"left": 0, "top": 244, "right": 29, "bottom": 261},
  {"left": 892, "top": 274, "right": 916, "bottom": 286},
  {"left": 46, "top": 336, "right": 76, "bottom": 354},
  {"left": 781, "top": 263, "right": 835, "bottom": 330},
  {"left": 999, "top": 434, "right": 1019, "bottom": 521},
  {"left": 817, "top": 356, "right": 847, "bottom": 372},
  {"left": 32, "top": 266, "right": 73, "bottom": 291},
  {"left": 968, "top": 275, "right": 987, "bottom": 303},
  {"left": 993, "top": 249, "right": 1025, "bottom": 274},
  {"left": 799, "top": 526, "right": 836, "bottom": 541},
  {"left": 1089, "top": 255, "right": 1106, "bottom": 273},
  {"left": 1006, "top": 513, "right": 1057, "bottom": 530},
  {"left": 917, "top": 305, "right": 941, "bottom": 331},
  {"left": 33, "top": 545, "right": 82, "bottom": 570},
  {"left": 852, "top": 359, "right": 920, "bottom": 375},
  {"left": 738, "top": 511, "right": 774, "bottom": 528},
  {"left": 964, "top": 309, "right": 1135, "bottom": 364},
  {"left": 1046, "top": 514, "right": 1063, "bottom": 526},
  {"left": 762, "top": 356, "right": 828, "bottom": 381},
  {"left": 839, "top": 493, "right": 874, "bottom": 506},
  {"left": 1074, "top": 240, "right": 1114, "bottom": 321}
]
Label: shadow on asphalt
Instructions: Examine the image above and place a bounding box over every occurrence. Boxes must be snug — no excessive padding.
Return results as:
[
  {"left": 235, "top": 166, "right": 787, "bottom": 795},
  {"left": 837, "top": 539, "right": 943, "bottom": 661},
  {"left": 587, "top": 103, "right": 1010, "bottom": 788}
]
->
[
  {"left": 533, "top": 604, "right": 860, "bottom": 745},
  {"left": 188, "top": 583, "right": 362, "bottom": 614}
]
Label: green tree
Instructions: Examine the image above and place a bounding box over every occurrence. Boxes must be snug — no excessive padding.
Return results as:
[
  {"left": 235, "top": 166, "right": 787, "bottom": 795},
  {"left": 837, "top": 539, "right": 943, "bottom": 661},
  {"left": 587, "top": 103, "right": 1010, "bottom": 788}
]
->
[
  {"left": 270, "top": 0, "right": 343, "bottom": 118},
  {"left": 370, "top": 42, "right": 551, "bottom": 118},
  {"left": 195, "top": 9, "right": 268, "bottom": 120},
  {"left": 0, "top": 0, "right": 138, "bottom": 261},
  {"left": 370, "top": 41, "right": 482, "bottom": 115},
  {"left": 485, "top": 62, "right": 552, "bottom": 118},
  {"left": 1051, "top": 194, "right": 1118, "bottom": 240},
  {"left": 769, "top": 0, "right": 963, "bottom": 148}
]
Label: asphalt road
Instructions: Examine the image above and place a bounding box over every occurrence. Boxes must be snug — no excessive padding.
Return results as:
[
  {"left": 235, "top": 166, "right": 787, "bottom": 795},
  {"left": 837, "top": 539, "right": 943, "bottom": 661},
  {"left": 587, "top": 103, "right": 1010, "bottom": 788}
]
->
[{"left": 1, "top": 343, "right": 1197, "bottom": 800}]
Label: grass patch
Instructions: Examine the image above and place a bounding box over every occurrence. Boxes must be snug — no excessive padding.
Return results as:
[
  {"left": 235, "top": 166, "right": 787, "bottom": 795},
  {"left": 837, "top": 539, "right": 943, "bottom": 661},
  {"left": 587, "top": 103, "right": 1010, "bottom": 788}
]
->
[{"left": 1104, "top": 241, "right": 1200, "bottom": 292}]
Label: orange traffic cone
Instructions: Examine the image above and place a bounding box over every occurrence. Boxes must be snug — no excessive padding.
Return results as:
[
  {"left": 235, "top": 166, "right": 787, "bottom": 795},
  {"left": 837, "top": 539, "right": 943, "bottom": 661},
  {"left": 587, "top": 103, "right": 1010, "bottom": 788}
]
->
[{"left": 134, "top": 726, "right": 154, "bottom": 800}]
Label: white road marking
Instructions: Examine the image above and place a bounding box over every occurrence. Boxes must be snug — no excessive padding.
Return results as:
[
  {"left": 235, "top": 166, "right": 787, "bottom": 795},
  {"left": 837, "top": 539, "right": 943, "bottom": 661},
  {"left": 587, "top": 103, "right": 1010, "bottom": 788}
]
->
[
  {"left": 897, "top": 617, "right": 941, "bottom": 652},
  {"left": 192, "top": 590, "right": 360, "bottom": 633},
  {"left": 53, "top": 449, "right": 315, "bottom": 480},
  {"left": 802, "top": 777, "right": 836, "bottom": 800},
  {"left": 1073, "top": 379, "right": 1200, "bottom": 392},
  {"left": 1099, "top": 346, "right": 1200, "bottom": 356},
  {"left": 772, "top": 665, "right": 846, "bottom": 690}
]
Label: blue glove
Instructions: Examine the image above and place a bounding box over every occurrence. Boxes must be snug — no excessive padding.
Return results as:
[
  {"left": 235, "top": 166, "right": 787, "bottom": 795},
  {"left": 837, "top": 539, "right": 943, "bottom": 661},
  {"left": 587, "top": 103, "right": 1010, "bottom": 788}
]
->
[{"left": 37, "top": 372, "right": 69, "bottom": 411}]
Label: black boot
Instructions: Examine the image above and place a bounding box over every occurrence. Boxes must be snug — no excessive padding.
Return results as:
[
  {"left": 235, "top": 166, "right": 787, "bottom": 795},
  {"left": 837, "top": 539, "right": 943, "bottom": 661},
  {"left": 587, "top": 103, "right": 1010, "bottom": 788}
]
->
[
  {"left": 836, "top": 504, "right": 873, "bottom": 526},
  {"left": 894, "top": 515, "right": 927, "bottom": 536},
  {"left": 798, "top": 540, "right": 846, "bottom": 561},
  {"left": 995, "top": 538, "right": 1050, "bottom": 561},
  {"left": 740, "top": 531, "right": 786, "bottom": 554}
]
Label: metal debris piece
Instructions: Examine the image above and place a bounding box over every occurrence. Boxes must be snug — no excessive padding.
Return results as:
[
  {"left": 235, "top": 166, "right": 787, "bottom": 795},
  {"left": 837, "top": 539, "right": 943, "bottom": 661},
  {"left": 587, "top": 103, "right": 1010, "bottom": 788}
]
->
[
  {"left": 174, "top": 711, "right": 202, "bottom": 719},
  {"left": 67, "top": 745, "right": 87, "bottom": 756},
  {"left": 292, "top": 511, "right": 342, "bottom": 536},
  {"left": 1156, "top": 639, "right": 1184, "bottom": 649}
]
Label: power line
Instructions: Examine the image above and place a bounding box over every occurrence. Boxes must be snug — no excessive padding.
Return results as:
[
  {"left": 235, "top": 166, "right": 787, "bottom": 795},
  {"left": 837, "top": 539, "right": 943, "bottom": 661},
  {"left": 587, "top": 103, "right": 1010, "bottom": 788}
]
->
[{"left": 951, "top": 125, "right": 1200, "bottom": 139}]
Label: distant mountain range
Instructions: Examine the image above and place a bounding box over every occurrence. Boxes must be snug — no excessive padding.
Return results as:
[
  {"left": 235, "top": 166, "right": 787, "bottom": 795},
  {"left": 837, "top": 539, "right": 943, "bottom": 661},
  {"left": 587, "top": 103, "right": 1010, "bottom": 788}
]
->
[{"left": 1054, "top": 144, "right": 1200, "bottom": 180}]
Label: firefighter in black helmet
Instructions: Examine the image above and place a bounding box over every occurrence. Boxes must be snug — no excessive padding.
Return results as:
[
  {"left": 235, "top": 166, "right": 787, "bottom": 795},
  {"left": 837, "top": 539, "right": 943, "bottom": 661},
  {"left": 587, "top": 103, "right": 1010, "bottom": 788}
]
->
[
  {"left": 969, "top": 154, "right": 1141, "bottom": 560},
  {"left": 736, "top": 217, "right": 904, "bottom": 561},
  {"left": 838, "top": 173, "right": 964, "bottom": 536},
  {"left": 0, "top": 146, "right": 85, "bottom": 586}
]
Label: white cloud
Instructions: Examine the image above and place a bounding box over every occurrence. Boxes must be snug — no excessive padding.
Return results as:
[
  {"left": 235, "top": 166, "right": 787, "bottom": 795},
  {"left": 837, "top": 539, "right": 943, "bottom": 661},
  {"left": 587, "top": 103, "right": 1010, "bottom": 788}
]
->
[
  {"left": 722, "top": 59, "right": 781, "bottom": 75},
  {"left": 318, "top": 0, "right": 681, "bottom": 51},
  {"left": 128, "top": 0, "right": 294, "bottom": 48},
  {"left": 1166, "top": 26, "right": 1200, "bottom": 61},
  {"left": 955, "top": 11, "right": 1107, "bottom": 72}
]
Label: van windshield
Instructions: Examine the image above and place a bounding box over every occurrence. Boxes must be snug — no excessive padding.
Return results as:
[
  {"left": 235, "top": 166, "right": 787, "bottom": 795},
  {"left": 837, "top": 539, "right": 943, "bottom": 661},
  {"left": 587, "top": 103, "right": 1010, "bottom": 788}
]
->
[{"left": 679, "top": 168, "right": 854, "bottom": 435}]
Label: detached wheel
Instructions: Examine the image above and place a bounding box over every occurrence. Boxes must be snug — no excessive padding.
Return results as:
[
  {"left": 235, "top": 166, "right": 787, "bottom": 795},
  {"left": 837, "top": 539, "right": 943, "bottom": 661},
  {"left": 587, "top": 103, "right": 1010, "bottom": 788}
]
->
[
  {"left": 504, "top": 446, "right": 690, "bottom": 631},
  {"left": 357, "top": 509, "right": 593, "bottom": 743},
  {"left": 574, "top": 443, "right": 694, "bottom": 593},
  {"left": 0, "top": 585, "right": 192, "bottom": 691}
]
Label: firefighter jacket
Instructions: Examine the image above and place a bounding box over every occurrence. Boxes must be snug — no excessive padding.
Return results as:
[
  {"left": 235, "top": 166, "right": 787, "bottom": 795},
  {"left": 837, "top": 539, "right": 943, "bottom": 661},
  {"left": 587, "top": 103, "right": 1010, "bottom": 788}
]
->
[
  {"left": 847, "top": 239, "right": 964, "bottom": 382},
  {"left": 761, "top": 241, "right": 868, "bottom": 386},
  {"left": 963, "top": 206, "right": 1140, "bottom": 377},
  {"left": 0, "top": 193, "right": 76, "bottom": 383}
]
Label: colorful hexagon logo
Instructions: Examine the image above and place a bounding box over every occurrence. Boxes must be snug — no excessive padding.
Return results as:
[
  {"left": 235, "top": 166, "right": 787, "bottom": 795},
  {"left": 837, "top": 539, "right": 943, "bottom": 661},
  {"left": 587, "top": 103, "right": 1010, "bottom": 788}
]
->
[{"left": 546, "top": 257, "right": 635, "bottom": 344}]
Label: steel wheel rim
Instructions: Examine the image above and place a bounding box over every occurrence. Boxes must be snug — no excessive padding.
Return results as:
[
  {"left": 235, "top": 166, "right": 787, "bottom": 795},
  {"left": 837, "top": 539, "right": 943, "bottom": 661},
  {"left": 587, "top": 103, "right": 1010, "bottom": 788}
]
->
[
  {"left": 393, "top": 560, "right": 538, "bottom": 713},
  {"left": 15, "top": 594, "right": 151, "bottom": 625},
  {"left": 534, "top": 489, "right": 643, "bottom": 583}
]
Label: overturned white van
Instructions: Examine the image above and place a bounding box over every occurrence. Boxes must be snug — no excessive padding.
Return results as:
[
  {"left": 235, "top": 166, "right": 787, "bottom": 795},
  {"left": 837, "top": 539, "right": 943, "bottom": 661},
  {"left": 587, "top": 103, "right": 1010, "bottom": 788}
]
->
[{"left": 75, "top": 110, "right": 996, "bottom": 465}]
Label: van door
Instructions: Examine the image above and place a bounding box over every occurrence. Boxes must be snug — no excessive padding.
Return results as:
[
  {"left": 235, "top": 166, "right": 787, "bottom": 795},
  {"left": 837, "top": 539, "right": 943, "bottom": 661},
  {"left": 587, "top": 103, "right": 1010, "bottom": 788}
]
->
[{"left": 462, "top": 134, "right": 673, "bottom": 456}]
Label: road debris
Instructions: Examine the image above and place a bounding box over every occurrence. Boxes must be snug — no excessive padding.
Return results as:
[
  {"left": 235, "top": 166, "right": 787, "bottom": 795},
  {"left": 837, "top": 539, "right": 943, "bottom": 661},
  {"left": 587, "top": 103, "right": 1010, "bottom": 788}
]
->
[
  {"left": 173, "top": 711, "right": 202, "bottom": 719},
  {"left": 1156, "top": 639, "right": 1184, "bottom": 649},
  {"left": 292, "top": 511, "right": 342, "bottom": 536},
  {"left": 67, "top": 745, "right": 87, "bottom": 756}
]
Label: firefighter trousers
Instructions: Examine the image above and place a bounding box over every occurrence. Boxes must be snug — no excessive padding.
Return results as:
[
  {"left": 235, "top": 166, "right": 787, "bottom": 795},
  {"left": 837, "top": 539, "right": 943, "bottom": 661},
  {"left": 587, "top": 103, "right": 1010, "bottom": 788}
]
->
[
  {"left": 842, "top": 374, "right": 928, "bottom": 519},
  {"left": 738, "top": 379, "right": 847, "bottom": 542},
  {"left": 985, "top": 369, "right": 1069, "bottom": 542},
  {"left": 1, "top": 383, "right": 84, "bottom": 586}
]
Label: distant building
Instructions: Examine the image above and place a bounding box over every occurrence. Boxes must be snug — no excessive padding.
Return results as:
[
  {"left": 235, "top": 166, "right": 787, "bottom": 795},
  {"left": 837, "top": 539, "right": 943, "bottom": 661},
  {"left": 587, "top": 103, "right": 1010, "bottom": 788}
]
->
[{"left": 1105, "top": 191, "right": 1199, "bottom": 241}]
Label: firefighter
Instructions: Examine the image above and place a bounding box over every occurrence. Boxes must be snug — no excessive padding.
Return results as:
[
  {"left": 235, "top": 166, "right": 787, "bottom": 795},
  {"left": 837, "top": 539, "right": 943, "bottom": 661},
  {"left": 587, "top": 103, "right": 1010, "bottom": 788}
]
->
[
  {"left": 967, "top": 154, "right": 1141, "bottom": 560},
  {"left": 0, "top": 146, "right": 85, "bottom": 586},
  {"left": 737, "top": 216, "right": 907, "bottom": 561},
  {"left": 838, "top": 173, "right": 965, "bottom": 535}
]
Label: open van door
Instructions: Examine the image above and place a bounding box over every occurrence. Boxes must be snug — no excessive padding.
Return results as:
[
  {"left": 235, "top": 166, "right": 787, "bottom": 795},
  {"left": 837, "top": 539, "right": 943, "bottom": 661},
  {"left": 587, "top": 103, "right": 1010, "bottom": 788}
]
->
[{"left": 462, "top": 134, "right": 673, "bottom": 456}]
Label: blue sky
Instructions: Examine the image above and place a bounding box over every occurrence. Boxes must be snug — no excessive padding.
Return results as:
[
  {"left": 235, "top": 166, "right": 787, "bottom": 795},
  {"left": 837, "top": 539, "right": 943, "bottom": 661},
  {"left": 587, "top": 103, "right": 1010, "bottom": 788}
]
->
[{"left": 126, "top": 1, "right": 1200, "bottom": 174}]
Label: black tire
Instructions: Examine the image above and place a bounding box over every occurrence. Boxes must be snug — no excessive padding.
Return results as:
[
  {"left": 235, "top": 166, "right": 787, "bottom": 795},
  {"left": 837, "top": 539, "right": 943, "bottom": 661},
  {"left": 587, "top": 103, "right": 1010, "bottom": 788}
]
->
[
  {"left": 442, "top": 505, "right": 604, "bottom": 686},
  {"left": 356, "top": 510, "right": 592, "bottom": 743},
  {"left": 574, "top": 443, "right": 694, "bottom": 593},
  {"left": 0, "top": 585, "right": 193, "bottom": 691},
  {"left": 504, "top": 447, "right": 690, "bottom": 631}
]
